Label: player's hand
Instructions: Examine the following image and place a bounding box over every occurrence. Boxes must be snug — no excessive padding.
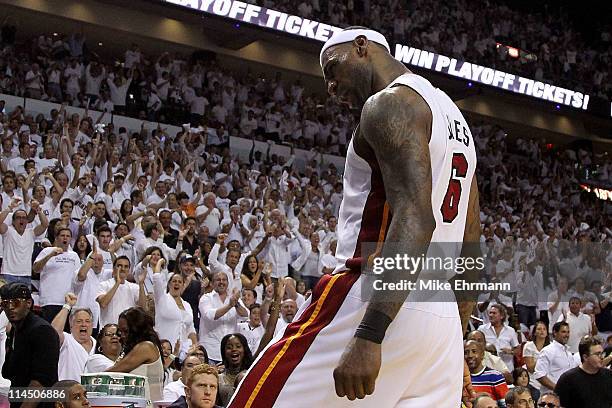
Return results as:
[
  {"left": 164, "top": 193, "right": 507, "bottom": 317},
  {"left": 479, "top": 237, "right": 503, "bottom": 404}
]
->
[
  {"left": 333, "top": 337, "right": 381, "bottom": 400},
  {"left": 462, "top": 360, "right": 475, "bottom": 408}
]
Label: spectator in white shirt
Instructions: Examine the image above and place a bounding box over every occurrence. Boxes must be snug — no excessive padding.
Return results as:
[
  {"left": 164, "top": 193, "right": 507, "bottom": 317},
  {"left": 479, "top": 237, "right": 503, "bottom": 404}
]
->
[
  {"left": 196, "top": 193, "right": 222, "bottom": 238},
  {"left": 478, "top": 304, "right": 520, "bottom": 371},
  {"left": 163, "top": 355, "right": 203, "bottom": 403},
  {"left": 561, "top": 296, "right": 596, "bottom": 353},
  {"left": 51, "top": 293, "right": 95, "bottom": 381},
  {"left": 198, "top": 272, "right": 247, "bottom": 364},
  {"left": 96, "top": 256, "right": 145, "bottom": 327},
  {"left": 149, "top": 257, "right": 197, "bottom": 359},
  {"left": 84, "top": 323, "right": 123, "bottom": 373},
  {"left": 33, "top": 227, "right": 81, "bottom": 323},
  {"left": 0, "top": 199, "right": 48, "bottom": 284},
  {"left": 534, "top": 321, "right": 578, "bottom": 393},
  {"left": 515, "top": 256, "right": 543, "bottom": 329},
  {"left": 25, "top": 63, "right": 44, "bottom": 99},
  {"left": 73, "top": 243, "right": 112, "bottom": 331},
  {"left": 238, "top": 303, "right": 264, "bottom": 355},
  {"left": 522, "top": 321, "right": 550, "bottom": 392}
]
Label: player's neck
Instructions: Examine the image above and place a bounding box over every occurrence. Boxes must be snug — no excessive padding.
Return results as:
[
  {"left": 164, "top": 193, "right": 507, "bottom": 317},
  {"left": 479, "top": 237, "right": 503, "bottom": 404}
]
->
[{"left": 371, "top": 59, "right": 411, "bottom": 94}]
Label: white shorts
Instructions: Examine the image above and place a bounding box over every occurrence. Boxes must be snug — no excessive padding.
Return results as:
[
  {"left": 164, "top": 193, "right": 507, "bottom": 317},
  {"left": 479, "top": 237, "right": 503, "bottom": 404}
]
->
[{"left": 229, "top": 272, "right": 464, "bottom": 408}]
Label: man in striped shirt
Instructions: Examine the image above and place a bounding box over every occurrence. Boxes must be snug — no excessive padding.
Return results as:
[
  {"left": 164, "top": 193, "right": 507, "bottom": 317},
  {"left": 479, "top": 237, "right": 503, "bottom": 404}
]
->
[{"left": 465, "top": 340, "right": 509, "bottom": 407}]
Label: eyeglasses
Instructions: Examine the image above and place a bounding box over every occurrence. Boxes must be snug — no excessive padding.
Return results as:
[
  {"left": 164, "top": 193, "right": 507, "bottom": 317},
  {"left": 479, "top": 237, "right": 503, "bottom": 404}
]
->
[
  {"left": 0, "top": 298, "right": 28, "bottom": 308},
  {"left": 537, "top": 403, "right": 558, "bottom": 408},
  {"left": 103, "top": 330, "right": 122, "bottom": 337},
  {"left": 517, "top": 398, "right": 534, "bottom": 407}
]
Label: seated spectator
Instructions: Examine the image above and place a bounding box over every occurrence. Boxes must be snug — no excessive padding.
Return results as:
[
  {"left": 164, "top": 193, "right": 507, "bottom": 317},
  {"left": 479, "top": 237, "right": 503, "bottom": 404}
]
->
[
  {"left": 163, "top": 355, "right": 204, "bottom": 403},
  {"left": 512, "top": 367, "right": 539, "bottom": 403},
  {"left": 504, "top": 386, "right": 535, "bottom": 408},
  {"left": 84, "top": 323, "right": 123, "bottom": 372},
  {"left": 217, "top": 333, "right": 253, "bottom": 405},
  {"left": 536, "top": 392, "right": 561, "bottom": 408},
  {"left": 555, "top": 336, "right": 612, "bottom": 408},
  {"left": 467, "top": 330, "right": 512, "bottom": 385},
  {"left": 473, "top": 394, "right": 498, "bottom": 408},
  {"left": 184, "top": 364, "right": 222, "bottom": 408},
  {"left": 522, "top": 321, "right": 549, "bottom": 394},
  {"left": 52, "top": 379, "right": 90, "bottom": 408},
  {"left": 464, "top": 339, "right": 509, "bottom": 406}
]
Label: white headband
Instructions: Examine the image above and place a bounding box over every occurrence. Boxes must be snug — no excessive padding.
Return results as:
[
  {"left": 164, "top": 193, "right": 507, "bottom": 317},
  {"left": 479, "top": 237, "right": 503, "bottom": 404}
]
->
[{"left": 320, "top": 28, "right": 391, "bottom": 68}]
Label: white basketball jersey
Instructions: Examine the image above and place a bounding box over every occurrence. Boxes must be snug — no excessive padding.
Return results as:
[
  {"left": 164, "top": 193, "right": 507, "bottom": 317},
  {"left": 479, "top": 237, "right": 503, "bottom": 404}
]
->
[{"left": 334, "top": 73, "right": 477, "bottom": 274}]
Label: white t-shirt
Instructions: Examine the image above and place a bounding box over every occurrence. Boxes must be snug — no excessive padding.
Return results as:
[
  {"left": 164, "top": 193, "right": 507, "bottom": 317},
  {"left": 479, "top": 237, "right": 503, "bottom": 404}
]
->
[
  {"left": 2, "top": 226, "right": 35, "bottom": 277},
  {"left": 195, "top": 206, "right": 221, "bottom": 237},
  {"left": 73, "top": 268, "right": 113, "bottom": 328},
  {"left": 58, "top": 333, "right": 96, "bottom": 381},
  {"left": 238, "top": 322, "right": 264, "bottom": 355},
  {"left": 97, "top": 279, "right": 140, "bottom": 327},
  {"left": 36, "top": 247, "right": 81, "bottom": 306}
]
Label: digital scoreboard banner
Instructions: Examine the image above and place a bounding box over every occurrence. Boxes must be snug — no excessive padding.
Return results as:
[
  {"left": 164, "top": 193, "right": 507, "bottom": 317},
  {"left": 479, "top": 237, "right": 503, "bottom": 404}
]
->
[{"left": 164, "top": 0, "right": 611, "bottom": 117}]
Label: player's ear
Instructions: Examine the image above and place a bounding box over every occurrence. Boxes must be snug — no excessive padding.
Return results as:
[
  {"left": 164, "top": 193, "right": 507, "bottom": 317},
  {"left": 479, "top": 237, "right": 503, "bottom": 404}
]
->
[{"left": 354, "top": 36, "right": 368, "bottom": 57}]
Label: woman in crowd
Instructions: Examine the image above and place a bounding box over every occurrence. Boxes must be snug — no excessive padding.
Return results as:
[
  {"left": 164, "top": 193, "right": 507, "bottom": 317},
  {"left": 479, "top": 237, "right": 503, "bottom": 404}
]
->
[
  {"left": 217, "top": 333, "right": 253, "bottom": 405},
  {"left": 240, "top": 255, "right": 266, "bottom": 301},
  {"left": 133, "top": 246, "right": 168, "bottom": 294},
  {"left": 512, "top": 367, "right": 540, "bottom": 402},
  {"left": 85, "top": 323, "right": 123, "bottom": 372},
  {"left": 152, "top": 257, "right": 197, "bottom": 361},
  {"left": 74, "top": 234, "right": 92, "bottom": 263},
  {"left": 106, "top": 307, "right": 164, "bottom": 404},
  {"left": 522, "top": 321, "right": 550, "bottom": 395},
  {"left": 160, "top": 339, "right": 178, "bottom": 385}
]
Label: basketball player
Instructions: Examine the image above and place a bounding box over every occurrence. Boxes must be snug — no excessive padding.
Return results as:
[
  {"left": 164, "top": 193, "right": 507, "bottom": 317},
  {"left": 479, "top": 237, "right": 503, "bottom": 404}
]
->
[{"left": 229, "top": 27, "right": 481, "bottom": 407}]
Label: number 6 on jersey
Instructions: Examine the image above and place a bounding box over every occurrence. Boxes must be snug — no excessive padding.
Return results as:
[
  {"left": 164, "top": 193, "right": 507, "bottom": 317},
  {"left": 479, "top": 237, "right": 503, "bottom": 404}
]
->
[{"left": 440, "top": 152, "right": 469, "bottom": 223}]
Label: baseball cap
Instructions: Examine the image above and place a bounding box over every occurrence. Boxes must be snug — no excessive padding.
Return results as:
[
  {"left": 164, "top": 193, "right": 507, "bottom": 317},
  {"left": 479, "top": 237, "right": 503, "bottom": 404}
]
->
[
  {"left": 180, "top": 255, "right": 196, "bottom": 264},
  {"left": 0, "top": 282, "right": 32, "bottom": 300}
]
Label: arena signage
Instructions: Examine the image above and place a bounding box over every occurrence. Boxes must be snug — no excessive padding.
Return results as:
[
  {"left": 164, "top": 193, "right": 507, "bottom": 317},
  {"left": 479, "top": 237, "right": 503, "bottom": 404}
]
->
[
  {"left": 395, "top": 45, "right": 590, "bottom": 110},
  {"left": 164, "top": 0, "right": 591, "bottom": 111}
]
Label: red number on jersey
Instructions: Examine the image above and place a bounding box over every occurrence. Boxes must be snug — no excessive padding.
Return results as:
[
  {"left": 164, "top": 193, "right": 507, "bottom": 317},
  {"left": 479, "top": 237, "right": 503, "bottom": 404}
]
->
[{"left": 440, "top": 152, "right": 468, "bottom": 223}]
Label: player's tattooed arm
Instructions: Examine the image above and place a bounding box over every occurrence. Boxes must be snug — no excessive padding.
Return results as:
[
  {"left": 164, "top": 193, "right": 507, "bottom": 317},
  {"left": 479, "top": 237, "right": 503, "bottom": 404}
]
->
[{"left": 333, "top": 88, "right": 435, "bottom": 401}]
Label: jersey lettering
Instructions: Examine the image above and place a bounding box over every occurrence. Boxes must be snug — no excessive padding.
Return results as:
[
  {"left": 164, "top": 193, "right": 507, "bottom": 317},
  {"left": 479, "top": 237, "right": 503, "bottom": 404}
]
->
[{"left": 446, "top": 115, "right": 470, "bottom": 147}]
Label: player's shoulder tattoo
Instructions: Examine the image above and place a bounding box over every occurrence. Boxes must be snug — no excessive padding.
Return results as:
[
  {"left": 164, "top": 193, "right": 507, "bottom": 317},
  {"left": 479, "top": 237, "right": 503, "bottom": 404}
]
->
[{"left": 359, "top": 87, "right": 432, "bottom": 158}]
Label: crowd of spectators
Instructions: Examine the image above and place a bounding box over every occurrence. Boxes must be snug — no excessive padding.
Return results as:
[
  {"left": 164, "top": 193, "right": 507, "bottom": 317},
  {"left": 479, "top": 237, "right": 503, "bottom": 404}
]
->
[
  {"left": 263, "top": 0, "right": 612, "bottom": 100},
  {"left": 0, "top": 16, "right": 609, "bottom": 408},
  {"left": 0, "top": 25, "right": 355, "bottom": 156}
]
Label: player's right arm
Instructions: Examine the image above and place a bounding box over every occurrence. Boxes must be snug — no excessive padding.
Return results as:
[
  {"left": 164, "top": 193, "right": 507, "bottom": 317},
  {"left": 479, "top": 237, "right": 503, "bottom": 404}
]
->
[{"left": 333, "top": 87, "right": 435, "bottom": 401}]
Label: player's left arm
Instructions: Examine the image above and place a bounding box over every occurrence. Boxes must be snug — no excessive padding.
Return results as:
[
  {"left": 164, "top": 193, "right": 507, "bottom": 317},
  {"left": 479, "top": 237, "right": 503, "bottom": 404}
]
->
[
  {"left": 453, "top": 176, "right": 482, "bottom": 334},
  {"left": 333, "top": 88, "right": 435, "bottom": 401}
]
